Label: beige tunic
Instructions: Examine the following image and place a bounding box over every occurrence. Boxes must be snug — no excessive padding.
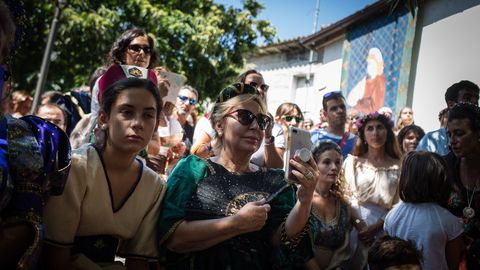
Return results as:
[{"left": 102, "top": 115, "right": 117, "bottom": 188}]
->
[
  {"left": 43, "top": 144, "right": 166, "bottom": 262},
  {"left": 343, "top": 154, "right": 400, "bottom": 219},
  {"left": 342, "top": 154, "right": 400, "bottom": 270}
]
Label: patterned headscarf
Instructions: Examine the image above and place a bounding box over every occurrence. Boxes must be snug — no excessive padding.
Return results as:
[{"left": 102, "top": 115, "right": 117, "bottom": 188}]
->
[{"left": 215, "top": 83, "right": 258, "bottom": 103}]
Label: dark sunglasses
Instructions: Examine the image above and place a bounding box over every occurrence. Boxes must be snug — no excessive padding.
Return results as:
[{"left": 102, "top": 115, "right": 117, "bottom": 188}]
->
[
  {"left": 281, "top": 115, "right": 303, "bottom": 122},
  {"left": 128, "top": 44, "right": 152, "bottom": 54},
  {"left": 178, "top": 95, "right": 197, "bottom": 105},
  {"left": 226, "top": 109, "right": 272, "bottom": 130},
  {"left": 248, "top": 82, "right": 269, "bottom": 92}
]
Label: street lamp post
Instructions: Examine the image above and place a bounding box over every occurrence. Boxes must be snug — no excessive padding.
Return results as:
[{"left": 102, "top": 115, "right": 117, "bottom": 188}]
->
[
  {"left": 304, "top": 0, "right": 321, "bottom": 119},
  {"left": 30, "top": 0, "right": 66, "bottom": 114}
]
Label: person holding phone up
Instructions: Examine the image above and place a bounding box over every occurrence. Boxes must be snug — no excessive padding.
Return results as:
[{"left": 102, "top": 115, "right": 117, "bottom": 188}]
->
[{"left": 158, "top": 83, "right": 318, "bottom": 269}]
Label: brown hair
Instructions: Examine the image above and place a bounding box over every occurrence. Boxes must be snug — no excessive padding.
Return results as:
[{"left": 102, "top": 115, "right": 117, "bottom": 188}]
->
[
  {"left": 397, "top": 125, "right": 425, "bottom": 154},
  {"left": 399, "top": 151, "right": 451, "bottom": 204},
  {"left": 448, "top": 102, "right": 480, "bottom": 133},
  {"left": 312, "top": 140, "right": 347, "bottom": 201},
  {"left": 353, "top": 113, "right": 402, "bottom": 159},
  {"left": 368, "top": 235, "right": 422, "bottom": 270},
  {"left": 106, "top": 28, "right": 159, "bottom": 68},
  {"left": 235, "top": 69, "right": 263, "bottom": 83},
  {"left": 275, "top": 102, "right": 303, "bottom": 119}
]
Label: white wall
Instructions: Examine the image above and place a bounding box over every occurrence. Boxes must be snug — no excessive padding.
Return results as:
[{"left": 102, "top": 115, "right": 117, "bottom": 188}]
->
[
  {"left": 411, "top": 0, "right": 480, "bottom": 132},
  {"left": 248, "top": 0, "right": 480, "bottom": 131},
  {"left": 247, "top": 38, "right": 344, "bottom": 122}
]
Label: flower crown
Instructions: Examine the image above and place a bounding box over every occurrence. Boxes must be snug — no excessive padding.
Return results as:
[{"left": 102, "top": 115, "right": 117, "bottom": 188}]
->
[{"left": 355, "top": 112, "right": 394, "bottom": 130}]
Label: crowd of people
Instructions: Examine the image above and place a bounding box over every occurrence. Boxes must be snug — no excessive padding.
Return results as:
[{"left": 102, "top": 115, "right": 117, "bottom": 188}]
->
[{"left": 1, "top": 2, "right": 480, "bottom": 270}]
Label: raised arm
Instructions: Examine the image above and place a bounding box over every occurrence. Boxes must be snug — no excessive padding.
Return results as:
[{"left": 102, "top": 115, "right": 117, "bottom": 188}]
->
[
  {"left": 272, "top": 156, "right": 317, "bottom": 246},
  {"left": 263, "top": 122, "right": 285, "bottom": 169}
]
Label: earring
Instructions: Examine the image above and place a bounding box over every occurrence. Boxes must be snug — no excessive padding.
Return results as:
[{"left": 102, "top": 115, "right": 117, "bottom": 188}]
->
[
  {"left": 218, "top": 131, "right": 223, "bottom": 137},
  {"left": 101, "top": 124, "right": 108, "bottom": 130}
]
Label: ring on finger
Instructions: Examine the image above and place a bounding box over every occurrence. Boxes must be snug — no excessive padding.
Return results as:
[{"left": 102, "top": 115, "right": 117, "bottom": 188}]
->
[{"left": 305, "top": 170, "right": 314, "bottom": 180}]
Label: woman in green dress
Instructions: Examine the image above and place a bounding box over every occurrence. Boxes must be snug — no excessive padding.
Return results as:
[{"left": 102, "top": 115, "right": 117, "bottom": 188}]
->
[{"left": 158, "top": 83, "right": 318, "bottom": 269}]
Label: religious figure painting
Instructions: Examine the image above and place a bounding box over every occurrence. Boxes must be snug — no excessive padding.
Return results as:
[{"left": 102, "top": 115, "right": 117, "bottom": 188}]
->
[{"left": 340, "top": 7, "right": 417, "bottom": 115}]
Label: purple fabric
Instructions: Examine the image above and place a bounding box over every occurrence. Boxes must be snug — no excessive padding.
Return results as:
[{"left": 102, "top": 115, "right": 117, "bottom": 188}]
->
[
  {"left": 21, "top": 115, "right": 71, "bottom": 195},
  {"left": 0, "top": 117, "right": 11, "bottom": 211}
]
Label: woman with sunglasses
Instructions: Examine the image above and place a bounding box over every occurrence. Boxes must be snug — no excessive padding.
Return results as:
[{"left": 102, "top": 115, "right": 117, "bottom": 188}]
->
[
  {"left": 159, "top": 83, "right": 317, "bottom": 269},
  {"left": 191, "top": 70, "right": 284, "bottom": 169},
  {"left": 343, "top": 112, "right": 402, "bottom": 269},
  {"left": 235, "top": 69, "right": 270, "bottom": 99},
  {"left": 83, "top": 28, "right": 168, "bottom": 147},
  {"left": 275, "top": 102, "right": 304, "bottom": 137}
]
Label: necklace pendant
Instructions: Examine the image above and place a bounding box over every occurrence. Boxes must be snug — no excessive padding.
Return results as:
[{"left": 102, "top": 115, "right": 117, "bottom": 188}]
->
[{"left": 463, "top": 207, "right": 475, "bottom": 219}]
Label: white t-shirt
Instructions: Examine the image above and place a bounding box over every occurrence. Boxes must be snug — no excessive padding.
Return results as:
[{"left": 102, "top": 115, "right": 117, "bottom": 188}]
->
[
  {"left": 158, "top": 114, "right": 183, "bottom": 138},
  {"left": 250, "top": 122, "right": 285, "bottom": 167},
  {"left": 193, "top": 116, "right": 215, "bottom": 143},
  {"left": 384, "top": 202, "right": 464, "bottom": 270}
]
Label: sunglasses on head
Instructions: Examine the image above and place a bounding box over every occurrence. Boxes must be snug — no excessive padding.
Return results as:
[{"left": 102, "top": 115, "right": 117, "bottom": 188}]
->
[
  {"left": 226, "top": 109, "right": 272, "bottom": 130},
  {"left": 281, "top": 115, "right": 303, "bottom": 123},
  {"left": 248, "top": 82, "right": 269, "bottom": 92},
  {"left": 323, "top": 90, "right": 343, "bottom": 99},
  {"left": 178, "top": 95, "right": 197, "bottom": 105},
  {"left": 127, "top": 44, "right": 152, "bottom": 54}
]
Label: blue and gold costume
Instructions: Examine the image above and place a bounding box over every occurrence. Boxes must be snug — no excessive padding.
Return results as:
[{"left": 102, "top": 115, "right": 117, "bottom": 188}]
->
[{"left": 0, "top": 114, "right": 71, "bottom": 269}]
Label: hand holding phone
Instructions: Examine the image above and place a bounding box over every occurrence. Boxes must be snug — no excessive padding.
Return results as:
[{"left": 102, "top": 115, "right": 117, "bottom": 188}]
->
[{"left": 284, "top": 127, "right": 313, "bottom": 184}]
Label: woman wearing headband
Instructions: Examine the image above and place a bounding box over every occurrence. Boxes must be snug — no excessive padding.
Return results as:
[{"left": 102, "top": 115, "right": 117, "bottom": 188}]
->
[{"left": 343, "top": 112, "right": 402, "bottom": 269}]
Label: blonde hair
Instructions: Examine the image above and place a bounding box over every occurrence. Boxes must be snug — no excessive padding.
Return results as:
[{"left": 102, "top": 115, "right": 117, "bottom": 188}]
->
[{"left": 209, "top": 94, "right": 267, "bottom": 155}]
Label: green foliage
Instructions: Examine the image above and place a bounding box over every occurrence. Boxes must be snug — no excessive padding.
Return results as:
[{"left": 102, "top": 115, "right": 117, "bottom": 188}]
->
[{"left": 12, "top": 0, "right": 276, "bottom": 98}]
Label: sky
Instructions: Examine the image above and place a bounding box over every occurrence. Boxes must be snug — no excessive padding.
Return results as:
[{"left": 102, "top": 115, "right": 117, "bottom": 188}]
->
[{"left": 215, "top": 0, "right": 377, "bottom": 44}]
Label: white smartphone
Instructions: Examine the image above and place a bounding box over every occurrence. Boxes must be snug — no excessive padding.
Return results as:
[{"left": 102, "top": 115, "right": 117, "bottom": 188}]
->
[{"left": 284, "top": 126, "right": 313, "bottom": 184}]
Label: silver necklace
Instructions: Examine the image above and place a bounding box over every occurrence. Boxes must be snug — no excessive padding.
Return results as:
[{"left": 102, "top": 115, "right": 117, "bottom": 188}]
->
[{"left": 463, "top": 181, "right": 478, "bottom": 219}]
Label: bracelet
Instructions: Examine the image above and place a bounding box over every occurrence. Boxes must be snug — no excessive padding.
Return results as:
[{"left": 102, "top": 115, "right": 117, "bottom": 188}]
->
[
  {"left": 280, "top": 219, "right": 310, "bottom": 250},
  {"left": 264, "top": 135, "right": 274, "bottom": 146}
]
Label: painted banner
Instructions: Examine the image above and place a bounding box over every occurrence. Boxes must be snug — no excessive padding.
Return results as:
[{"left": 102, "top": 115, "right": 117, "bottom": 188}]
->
[{"left": 341, "top": 7, "right": 417, "bottom": 116}]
